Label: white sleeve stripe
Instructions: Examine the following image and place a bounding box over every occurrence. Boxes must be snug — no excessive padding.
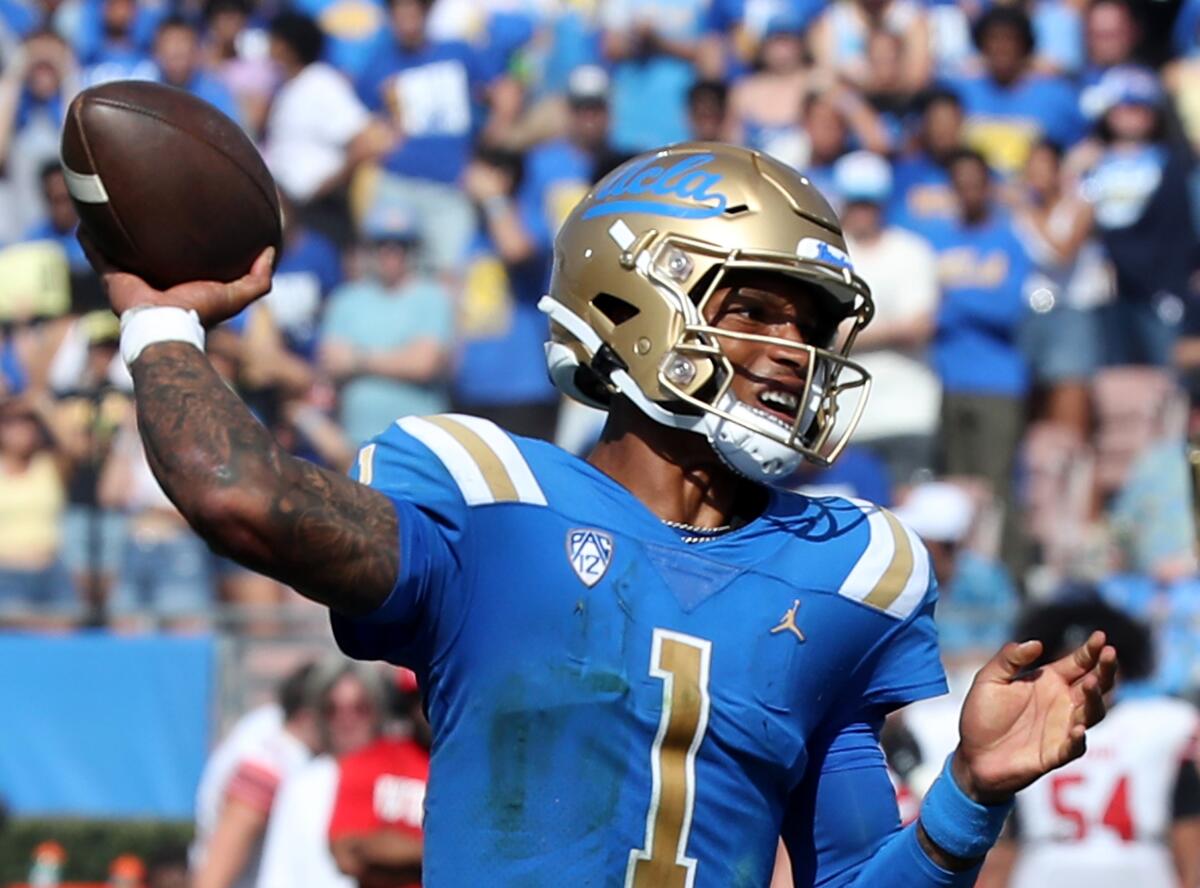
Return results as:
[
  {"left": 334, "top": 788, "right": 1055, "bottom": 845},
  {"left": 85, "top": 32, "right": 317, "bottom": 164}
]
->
[
  {"left": 396, "top": 416, "right": 496, "bottom": 506},
  {"left": 444, "top": 413, "right": 548, "bottom": 506},
  {"left": 356, "top": 443, "right": 377, "bottom": 486}
]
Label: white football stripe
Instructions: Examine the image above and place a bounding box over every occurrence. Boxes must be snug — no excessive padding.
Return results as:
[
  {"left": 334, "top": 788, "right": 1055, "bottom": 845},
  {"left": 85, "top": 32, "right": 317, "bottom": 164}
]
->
[
  {"left": 444, "top": 413, "right": 547, "bottom": 506},
  {"left": 61, "top": 163, "right": 109, "bottom": 204},
  {"left": 396, "top": 416, "right": 494, "bottom": 506}
]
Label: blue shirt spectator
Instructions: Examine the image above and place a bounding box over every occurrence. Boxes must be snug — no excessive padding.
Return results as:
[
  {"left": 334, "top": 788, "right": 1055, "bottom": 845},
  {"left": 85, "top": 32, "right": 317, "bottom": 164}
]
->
[
  {"left": 319, "top": 208, "right": 454, "bottom": 446},
  {"left": 75, "top": 0, "right": 160, "bottom": 84},
  {"left": 356, "top": 16, "right": 499, "bottom": 184},
  {"left": 928, "top": 153, "right": 1032, "bottom": 397},
  {"left": 600, "top": 0, "right": 707, "bottom": 152},
  {"left": 151, "top": 17, "right": 239, "bottom": 125},
  {"left": 950, "top": 6, "right": 1083, "bottom": 177},
  {"left": 20, "top": 163, "right": 87, "bottom": 273},
  {"left": 889, "top": 88, "right": 964, "bottom": 232},
  {"left": 261, "top": 227, "right": 343, "bottom": 361}
]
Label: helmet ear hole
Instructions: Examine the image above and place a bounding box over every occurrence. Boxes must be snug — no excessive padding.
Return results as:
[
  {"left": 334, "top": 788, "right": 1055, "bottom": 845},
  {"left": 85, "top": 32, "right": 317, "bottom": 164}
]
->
[{"left": 592, "top": 292, "right": 640, "bottom": 326}]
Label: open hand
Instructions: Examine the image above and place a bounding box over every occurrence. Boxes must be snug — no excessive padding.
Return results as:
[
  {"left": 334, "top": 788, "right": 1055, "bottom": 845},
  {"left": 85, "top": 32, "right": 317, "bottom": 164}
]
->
[
  {"left": 953, "top": 632, "right": 1118, "bottom": 804},
  {"left": 80, "top": 231, "right": 275, "bottom": 328}
]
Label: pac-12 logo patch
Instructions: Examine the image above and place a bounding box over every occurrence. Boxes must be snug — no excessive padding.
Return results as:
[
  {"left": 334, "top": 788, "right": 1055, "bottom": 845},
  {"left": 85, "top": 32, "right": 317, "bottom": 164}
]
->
[{"left": 567, "top": 528, "right": 614, "bottom": 587}]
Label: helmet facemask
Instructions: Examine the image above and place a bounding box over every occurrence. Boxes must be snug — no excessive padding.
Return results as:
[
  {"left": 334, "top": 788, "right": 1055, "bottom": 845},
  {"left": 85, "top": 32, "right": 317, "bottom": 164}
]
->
[{"left": 542, "top": 226, "right": 874, "bottom": 482}]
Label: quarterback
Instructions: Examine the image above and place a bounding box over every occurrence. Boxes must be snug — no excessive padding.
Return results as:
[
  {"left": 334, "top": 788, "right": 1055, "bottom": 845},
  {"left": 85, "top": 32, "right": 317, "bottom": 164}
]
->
[{"left": 92, "top": 143, "right": 1115, "bottom": 886}]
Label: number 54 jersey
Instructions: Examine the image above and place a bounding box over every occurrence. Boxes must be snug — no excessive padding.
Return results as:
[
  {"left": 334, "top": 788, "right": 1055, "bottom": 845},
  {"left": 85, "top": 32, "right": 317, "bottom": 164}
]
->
[{"left": 333, "top": 416, "right": 948, "bottom": 887}]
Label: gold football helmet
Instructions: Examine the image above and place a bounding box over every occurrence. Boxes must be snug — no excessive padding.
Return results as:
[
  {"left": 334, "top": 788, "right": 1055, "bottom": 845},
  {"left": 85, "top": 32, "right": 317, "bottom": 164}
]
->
[{"left": 539, "top": 142, "right": 874, "bottom": 481}]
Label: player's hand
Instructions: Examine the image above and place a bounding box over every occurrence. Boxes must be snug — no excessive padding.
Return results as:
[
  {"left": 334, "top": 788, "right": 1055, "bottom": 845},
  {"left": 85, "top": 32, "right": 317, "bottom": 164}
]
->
[
  {"left": 81, "top": 231, "right": 275, "bottom": 327},
  {"left": 954, "top": 631, "right": 1118, "bottom": 804}
]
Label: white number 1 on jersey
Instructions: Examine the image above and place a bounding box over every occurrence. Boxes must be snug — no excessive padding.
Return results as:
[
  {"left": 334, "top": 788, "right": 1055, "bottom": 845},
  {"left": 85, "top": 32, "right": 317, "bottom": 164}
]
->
[{"left": 626, "top": 629, "right": 713, "bottom": 888}]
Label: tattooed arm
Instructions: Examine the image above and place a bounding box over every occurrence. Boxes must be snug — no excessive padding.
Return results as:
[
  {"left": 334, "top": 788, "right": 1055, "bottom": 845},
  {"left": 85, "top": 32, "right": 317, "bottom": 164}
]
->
[
  {"left": 132, "top": 342, "right": 396, "bottom": 614},
  {"left": 96, "top": 246, "right": 398, "bottom": 616}
]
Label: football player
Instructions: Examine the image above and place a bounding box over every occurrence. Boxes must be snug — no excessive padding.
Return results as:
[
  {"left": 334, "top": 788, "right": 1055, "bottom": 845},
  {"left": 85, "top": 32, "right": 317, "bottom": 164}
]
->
[
  {"left": 999, "top": 600, "right": 1200, "bottom": 888},
  {"left": 89, "top": 142, "right": 1116, "bottom": 886}
]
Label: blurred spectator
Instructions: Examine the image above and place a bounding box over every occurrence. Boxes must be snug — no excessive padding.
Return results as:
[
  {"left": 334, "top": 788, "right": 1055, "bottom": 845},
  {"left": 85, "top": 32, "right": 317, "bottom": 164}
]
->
[
  {"left": 152, "top": 16, "right": 239, "bottom": 124},
  {"left": 599, "top": 0, "right": 707, "bottom": 152},
  {"left": 797, "top": 87, "right": 889, "bottom": 196},
  {"left": 328, "top": 670, "right": 429, "bottom": 888},
  {"left": 834, "top": 150, "right": 940, "bottom": 485},
  {"left": 145, "top": 846, "right": 189, "bottom": 888},
  {"left": 1012, "top": 139, "right": 1109, "bottom": 442},
  {"left": 1164, "top": 34, "right": 1200, "bottom": 155},
  {"left": 99, "top": 415, "right": 216, "bottom": 628},
  {"left": 45, "top": 310, "right": 129, "bottom": 616},
  {"left": 686, "top": 78, "right": 730, "bottom": 142},
  {"left": 0, "top": 30, "right": 79, "bottom": 241},
  {"left": 1082, "top": 0, "right": 1142, "bottom": 85},
  {"left": 237, "top": 197, "right": 342, "bottom": 408},
  {"left": 77, "top": 0, "right": 159, "bottom": 84},
  {"left": 258, "top": 660, "right": 387, "bottom": 888},
  {"left": 695, "top": 0, "right": 824, "bottom": 80},
  {"left": 0, "top": 394, "right": 71, "bottom": 621},
  {"left": 952, "top": 5, "right": 1084, "bottom": 177},
  {"left": 894, "top": 481, "right": 1017, "bottom": 664},
  {"left": 927, "top": 149, "right": 1032, "bottom": 559},
  {"left": 291, "top": 0, "right": 387, "bottom": 82},
  {"left": 728, "top": 17, "right": 812, "bottom": 161},
  {"left": 202, "top": 0, "right": 276, "bottom": 137},
  {"left": 192, "top": 661, "right": 318, "bottom": 888},
  {"left": 1076, "top": 66, "right": 1199, "bottom": 368},
  {"left": 996, "top": 599, "right": 1200, "bottom": 888},
  {"left": 355, "top": 0, "right": 515, "bottom": 279},
  {"left": 889, "top": 87, "right": 963, "bottom": 231},
  {"left": 1110, "top": 388, "right": 1198, "bottom": 584},
  {"left": 457, "top": 148, "right": 560, "bottom": 440},
  {"left": 109, "top": 854, "right": 146, "bottom": 888},
  {"left": 21, "top": 160, "right": 89, "bottom": 273},
  {"left": 1016, "top": 0, "right": 1085, "bottom": 78},
  {"left": 263, "top": 11, "right": 389, "bottom": 245},
  {"left": 319, "top": 207, "right": 453, "bottom": 446},
  {"left": 859, "top": 27, "right": 919, "bottom": 144},
  {"left": 808, "top": 0, "right": 931, "bottom": 95}
]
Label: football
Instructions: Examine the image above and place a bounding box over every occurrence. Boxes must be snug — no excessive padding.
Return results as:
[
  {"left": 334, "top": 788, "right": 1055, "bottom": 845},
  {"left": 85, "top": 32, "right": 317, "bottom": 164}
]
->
[{"left": 60, "top": 80, "right": 282, "bottom": 291}]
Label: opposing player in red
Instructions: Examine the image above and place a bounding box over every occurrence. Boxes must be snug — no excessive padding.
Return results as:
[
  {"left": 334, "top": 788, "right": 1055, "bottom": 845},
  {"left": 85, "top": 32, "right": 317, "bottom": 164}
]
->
[
  {"left": 329, "top": 669, "right": 429, "bottom": 888},
  {"left": 85, "top": 142, "right": 1116, "bottom": 886},
  {"left": 995, "top": 600, "right": 1200, "bottom": 888}
]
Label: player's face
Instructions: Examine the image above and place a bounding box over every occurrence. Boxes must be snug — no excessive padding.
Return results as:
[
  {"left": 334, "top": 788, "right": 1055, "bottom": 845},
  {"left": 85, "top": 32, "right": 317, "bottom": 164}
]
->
[{"left": 705, "top": 274, "right": 835, "bottom": 427}]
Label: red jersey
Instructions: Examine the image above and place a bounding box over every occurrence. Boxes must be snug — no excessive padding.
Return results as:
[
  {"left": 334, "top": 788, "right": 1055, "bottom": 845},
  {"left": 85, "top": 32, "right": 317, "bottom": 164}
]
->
[{"left": 329, "top": 737, "right": 429, "bottom": 888}]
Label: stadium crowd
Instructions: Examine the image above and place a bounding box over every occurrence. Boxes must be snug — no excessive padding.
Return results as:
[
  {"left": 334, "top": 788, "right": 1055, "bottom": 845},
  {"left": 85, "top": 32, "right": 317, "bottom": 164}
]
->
[{"left": 2, "top": 0, "right": 1200, "bottom": 884}]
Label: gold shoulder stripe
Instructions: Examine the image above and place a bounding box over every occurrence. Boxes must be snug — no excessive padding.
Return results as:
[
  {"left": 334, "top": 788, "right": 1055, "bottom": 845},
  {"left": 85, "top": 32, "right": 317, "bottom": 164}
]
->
[
  {"left": 863, "top": 510, "right": 914, "bottom": 612},
  {"left": 423, "top": 415, "right": 520, "bottom": 503},
  {"left": 356, "top": 443, "right": 376, "bottom": 486}
]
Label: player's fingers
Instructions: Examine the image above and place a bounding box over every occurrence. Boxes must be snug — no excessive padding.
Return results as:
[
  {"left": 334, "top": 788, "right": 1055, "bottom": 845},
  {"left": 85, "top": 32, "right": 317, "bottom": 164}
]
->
[
  {"left": 1094, "top": 645, "right": 1118, "bottom": 696},
  {"left": 1071, "top": 672, "right": 1108, "bottom": 729},
  {"left": 1052, "top": 631, "right": 1106, "bottom": 683},
  {"left": 1056, "top": 723, "right": 1087, "bottom": 767},
  {"left": 978, "top": 640, "right": 1042, "bottom": 682}
]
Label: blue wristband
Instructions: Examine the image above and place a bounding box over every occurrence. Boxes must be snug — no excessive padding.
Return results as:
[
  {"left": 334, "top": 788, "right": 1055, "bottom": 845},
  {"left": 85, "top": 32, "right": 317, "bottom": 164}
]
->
[{"left": 918, "top": 755, "right": 1014, "bottom": 860}]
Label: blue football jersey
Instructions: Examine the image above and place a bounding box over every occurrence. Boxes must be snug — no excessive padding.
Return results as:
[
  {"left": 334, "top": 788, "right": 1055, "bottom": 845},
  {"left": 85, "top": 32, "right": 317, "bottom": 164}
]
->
[{"left": 333, "top": 414, "right": 947, "bottom": 887}]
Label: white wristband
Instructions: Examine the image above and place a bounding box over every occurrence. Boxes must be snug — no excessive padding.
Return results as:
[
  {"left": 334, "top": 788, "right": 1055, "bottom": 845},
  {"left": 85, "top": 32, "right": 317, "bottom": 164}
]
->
[{"left": 120, "top": 306, "right": 206, "bottom": 368}]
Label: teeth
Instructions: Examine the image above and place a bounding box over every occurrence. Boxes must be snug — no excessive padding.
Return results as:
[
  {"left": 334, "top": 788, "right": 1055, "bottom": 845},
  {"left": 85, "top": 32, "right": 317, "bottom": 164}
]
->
[{"left": 760, "top": 390, "right": 799, "bottom": 412}]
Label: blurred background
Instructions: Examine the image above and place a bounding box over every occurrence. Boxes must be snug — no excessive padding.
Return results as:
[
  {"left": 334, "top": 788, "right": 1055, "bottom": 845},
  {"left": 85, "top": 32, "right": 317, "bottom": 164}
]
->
[{"left": 0, "top": 0, "right": 1199, "bottom": 884}]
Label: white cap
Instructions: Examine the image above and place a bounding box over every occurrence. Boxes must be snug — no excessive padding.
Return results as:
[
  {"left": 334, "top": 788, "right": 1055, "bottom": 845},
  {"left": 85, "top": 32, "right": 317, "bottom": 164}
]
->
[
  {"left": 567, "top": 65, "right": 610, "bottom": 105},
  {"left": 893, "top": 482, "right": 974, "bottom": 543},
  {"left": 833, "top": 150, "right": 893, "bottom": 204}
]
